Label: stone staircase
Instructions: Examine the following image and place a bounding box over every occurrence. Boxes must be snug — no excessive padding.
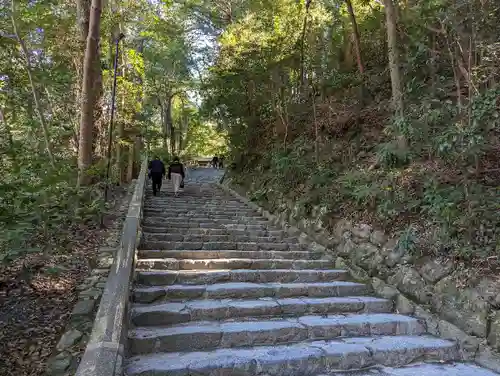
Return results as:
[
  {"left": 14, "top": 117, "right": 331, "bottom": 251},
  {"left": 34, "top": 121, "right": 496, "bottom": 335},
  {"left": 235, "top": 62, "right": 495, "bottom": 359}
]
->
[{"left": 124, "top": 171, "right": 497, "bottom": 376}]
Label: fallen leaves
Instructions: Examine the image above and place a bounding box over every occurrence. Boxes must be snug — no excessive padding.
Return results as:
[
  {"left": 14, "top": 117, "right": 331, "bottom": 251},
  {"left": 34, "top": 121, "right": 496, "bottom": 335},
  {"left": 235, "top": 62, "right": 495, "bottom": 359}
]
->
[{"left": 0, "top": 186, "right": 130, "bottom": 376}]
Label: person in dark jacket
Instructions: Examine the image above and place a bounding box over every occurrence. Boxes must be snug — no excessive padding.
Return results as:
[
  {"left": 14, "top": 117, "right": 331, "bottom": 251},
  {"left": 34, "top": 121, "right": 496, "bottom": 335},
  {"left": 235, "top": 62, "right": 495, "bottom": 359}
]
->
[
  {"left": 148, "top": 156, "right": 166, "bottom": 196},
  {"left": 168, "top": 156, "right": 185, "bottom": 197},
  {"left": 212, "top": 155, "right": 219, "bottom": 169}
]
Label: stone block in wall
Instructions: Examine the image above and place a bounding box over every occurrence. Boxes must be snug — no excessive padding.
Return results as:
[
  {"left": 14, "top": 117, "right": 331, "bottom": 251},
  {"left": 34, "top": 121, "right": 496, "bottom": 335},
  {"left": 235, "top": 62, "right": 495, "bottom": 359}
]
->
[
  {"left": 332, "top": 219, "right": 353, "bottom": 239},
  {"left": 414, "top": 305, "right": 440, "bottom": 336},
  {"left": 433, "top": 275, "right": 491, "bottom": 338},
  {"left": 476, "top": 345, "right": 500, "bottom": 373},
  {"left": 387, "top": 266, "right": 433, "bottom": 303},
  {"left": 351, "top": 223, "right": 372, "bottom": 240},
  {"left": 417, "top": 256, "right": 455, "bottom": 284},
  {"left": 352, "top": 242, "right": 379, "bottom": 271},
  {"left": 370, "top": 230, "right": 387, "bottom": 246},
  {"left": 395, "top": 294, "right": 415, "bottom": 315},
  {"left": 488, "top": 311, "right": 500, "bottom": 351},
  {"left": 437, "top": 318, "right": 482, "bottom": 361},
  {"left": 371, "top": 277, "right": 399, "bottom": 300}
]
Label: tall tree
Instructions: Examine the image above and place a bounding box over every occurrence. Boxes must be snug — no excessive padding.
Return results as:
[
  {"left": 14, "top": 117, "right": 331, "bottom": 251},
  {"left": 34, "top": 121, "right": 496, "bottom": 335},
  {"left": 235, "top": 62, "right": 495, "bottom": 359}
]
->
[
  {"left": 383, "top": 0, "right": 403, "bottom": 117},
  {"left": 344, "top": 0, "right": 364, "bottom": 76},
  {"left": 11, "top": 0, "right": 56, "bottom": 168},
  {"left": 78, "top": 0, "right": 103, "bottom": 186}
]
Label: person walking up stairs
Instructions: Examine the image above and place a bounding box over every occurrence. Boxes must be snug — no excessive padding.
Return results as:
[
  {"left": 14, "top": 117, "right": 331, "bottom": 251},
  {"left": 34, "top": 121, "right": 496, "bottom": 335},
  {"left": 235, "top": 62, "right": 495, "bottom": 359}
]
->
[
  {"left": 148, "top": 156, "right": 166, "bottom": 196},
  {"left": 168, "top": 156, "right": 185, "bottom": 197}
]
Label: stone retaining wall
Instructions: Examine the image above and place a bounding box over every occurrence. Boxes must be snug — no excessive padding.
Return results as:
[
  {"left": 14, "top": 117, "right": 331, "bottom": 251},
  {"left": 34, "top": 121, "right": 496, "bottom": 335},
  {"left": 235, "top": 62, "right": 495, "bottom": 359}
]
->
[{"left": 221, "top": 179, "right": 500, "bottom": 373}]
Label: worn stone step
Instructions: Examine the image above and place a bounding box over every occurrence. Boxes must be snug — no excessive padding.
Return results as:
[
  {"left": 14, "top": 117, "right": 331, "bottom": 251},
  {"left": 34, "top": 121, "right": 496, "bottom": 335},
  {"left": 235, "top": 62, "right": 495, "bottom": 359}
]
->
[
  {"left": 129, "top": 313, "right": 425, "bottom": 355},
  {"left": 139, "top": 241, "right": 306, "bottom": 251},
  {"left": 135, "top": 258, "right": 334, "bottom": 271},
  {"left": 143, "top": 208, "right": 257, "bottom": 215},
  {"left": 133, "top": 281, "right": 370, "bottom": 303},
  {"left": 131, "top": 296, "right": 392, "bottom": 326},
  {"left": 143, "top": 233, "right": 299, "bottom": 243},
  {"left": 135, "top": 269, "right": 349, "bottom": 286},
  {"left": 141, "top": 223, "right": 271, "bottom": 230},
  {"left": 142, "top": 223, "right": 282, "bottom": 237},
  {"left": 143, "top": 216, "right": 270, "bottom": 225},
  {"left": 141, "top": 227, "right": 283, "bottom": 236},
  {"left": 143, "top": 218, "right": 271, "bottom": 227},
  {"left": 145, "top": 199, "right": 246, "bottom": 204},
  {"left": 125, "top": 335, "right": 458, "bottom": 376},
  {"left": 315, "top": 363, "right": 500, "bottom": 376},
  {"left": 144, "top": 214, "right": 266, "bottom": 221},
  {"left": 145, "top": 206, "right": 247, "bottom": 212},
  {"left": 137, "top": 250, "right": 324, "bottom": 261}
]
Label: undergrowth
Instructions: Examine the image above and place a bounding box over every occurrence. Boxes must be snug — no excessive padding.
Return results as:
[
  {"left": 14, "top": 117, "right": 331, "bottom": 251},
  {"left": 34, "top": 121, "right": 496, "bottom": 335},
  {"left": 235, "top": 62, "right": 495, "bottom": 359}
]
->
[{"left": 231, "top": 88, "right": 500, "bottom": 263}]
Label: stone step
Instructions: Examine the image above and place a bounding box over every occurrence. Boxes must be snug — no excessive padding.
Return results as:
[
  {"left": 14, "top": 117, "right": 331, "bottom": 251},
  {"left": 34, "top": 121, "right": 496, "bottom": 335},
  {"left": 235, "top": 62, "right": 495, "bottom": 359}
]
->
[
  {"left": 143, "top": 234, "right": 299, "bottom": 243},
  {"left": 143, "top": 208, "right": 257, "bottom": 215},
  {"left": 137, "top": 250, "right": 324, "bottom": 260},
  {"left": 125, "top": 335, "right": 458, "bottom": 376},
  {"left": 139, "top": 241, "right": 306, "bottom": 251},
  {"left": 145, "top": 206, "right": 247, "bottom": 212},
  {"left": 135, "top": 258, "right": 334, "bottom": 271},
  {"left": 143, "top": 218, "right": 271, "bottom": 226},
  {"left": 129, "top": 313, "right": 425, "bottom": 355},
  {"left": 132, "top": 281, "right": 371, "bottom": 303},
  {"left": 143, "top": 216, "right": 270, "bottom": 224},
  {"left": 135, "top": 269, "right": 349, "bottom": 286},
  {"left": 315, "top": 363, "right": 500, "bottom": 376},
  {"left": 141, "top": 223, "right": 272, "bottom": 230},
  {"left": 131, "top": 296, "right": 392, "bottom": 326},
  {"left": 145, "top": 199, "right": 242, "bottom": 205},
  {"left": 144, "top": 213, "right": 265, "bottom": 221},
  {"left": 144, "top": 201, "right": 244, "bottom": 206},
  {"left": 141, "top": 227, "right": 287, "bottom": 237}
]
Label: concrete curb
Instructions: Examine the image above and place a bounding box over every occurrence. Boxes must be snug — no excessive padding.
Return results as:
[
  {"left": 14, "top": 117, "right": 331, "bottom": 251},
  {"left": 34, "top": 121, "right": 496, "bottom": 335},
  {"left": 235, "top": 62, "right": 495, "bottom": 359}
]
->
[{"left": 74, "top": 158, "right": 148, "bottom": 376}]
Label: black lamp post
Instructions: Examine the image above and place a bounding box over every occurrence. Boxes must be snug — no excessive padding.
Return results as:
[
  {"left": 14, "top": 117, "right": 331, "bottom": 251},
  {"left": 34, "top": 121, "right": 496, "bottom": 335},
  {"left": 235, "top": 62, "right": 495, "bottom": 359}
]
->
[{"left": 104, "top": 32, "right": 125, "bottom": 202}]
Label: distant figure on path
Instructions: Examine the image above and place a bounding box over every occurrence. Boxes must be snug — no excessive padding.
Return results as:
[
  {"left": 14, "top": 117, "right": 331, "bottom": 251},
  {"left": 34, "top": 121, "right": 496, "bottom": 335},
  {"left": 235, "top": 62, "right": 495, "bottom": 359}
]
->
[
  {"left": 212, "top": 155, "right": 219, "bottom": 169},
  {"left": 148, "top": 156, "right": 166, "bottom": 196},
  {"left": 168, "top": 156, "right": 185, "bottom": 197},
  {"left": 219, "top": 155, "right": 224, "bottom": 169}
]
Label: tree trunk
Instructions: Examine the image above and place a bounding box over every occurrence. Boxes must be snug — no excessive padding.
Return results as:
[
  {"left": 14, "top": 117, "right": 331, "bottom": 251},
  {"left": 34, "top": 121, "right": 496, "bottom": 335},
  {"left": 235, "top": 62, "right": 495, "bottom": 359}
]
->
[
  {"left": 383, "top": 0, "right": 404, "bottom": 117},
  {"left": 77, "top": 0, "right": 103, "bottom": 186},
  {"left": 165, "top": 95, "right": 175, "bottom": 156},
  {"left": 299, "top": 0, "right": 313, "bottom": 92},
  {"left": 126, "top": 143, "right": 134, "bottom": 182},
  {"left": 345, "top": 0, "right": 367, "bottom": 115},
  {"left": 77, "top": 0, "right": 91, "bottom": 43},
  {"left": 75, "top": 0, "right": 91, "bottom": 154},
  {"left": 11, "top": 1, "right": 55, "bottom": 168},
  {"left": 345, "top": 0, "right": 365, "bottom": 75}
]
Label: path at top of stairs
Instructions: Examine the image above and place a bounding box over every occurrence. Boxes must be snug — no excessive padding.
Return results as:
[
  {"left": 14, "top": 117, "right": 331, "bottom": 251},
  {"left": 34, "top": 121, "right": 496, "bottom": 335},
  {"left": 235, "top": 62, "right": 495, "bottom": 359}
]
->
[{"left": 125, "top": 167, "right": 498, "bottom": 376}]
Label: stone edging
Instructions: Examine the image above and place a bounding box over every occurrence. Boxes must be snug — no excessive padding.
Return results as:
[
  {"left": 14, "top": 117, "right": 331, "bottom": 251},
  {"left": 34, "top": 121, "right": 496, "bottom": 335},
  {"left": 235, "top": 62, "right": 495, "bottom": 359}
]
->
[
  {"left": 217, "top": 181, "right": 500, "bottom": 374},
  {"left": 67, "top": 157, "right": 148, "bottom": 376},
  {"left": 46, "top": 184, "right": 135, "bottom": 375}
]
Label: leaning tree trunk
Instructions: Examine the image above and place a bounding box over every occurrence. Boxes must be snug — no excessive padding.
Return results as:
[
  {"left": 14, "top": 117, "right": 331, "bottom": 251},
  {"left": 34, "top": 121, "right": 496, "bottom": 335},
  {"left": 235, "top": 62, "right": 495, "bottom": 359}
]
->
[
  {"left": 345, "top": 0, "right": 367, "bottom": 117},
  {"left": 11, "top": 0, "right": 55, "bottom": 168},
  {"left": 345, "top": 0, "right": 365, "bottom": 76},
  {"left": 77, "top": 0, "right": 103, "bottom": 186},
  {"left": 383, "top": 0, "right": 404, "bottom": 118}
]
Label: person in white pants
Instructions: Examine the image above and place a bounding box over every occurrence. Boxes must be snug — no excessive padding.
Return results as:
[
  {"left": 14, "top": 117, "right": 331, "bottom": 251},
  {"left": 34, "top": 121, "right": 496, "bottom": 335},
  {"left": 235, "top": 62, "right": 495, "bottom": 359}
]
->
[{"left": 167, "top": 156, "right": 185, "bottom": 197}]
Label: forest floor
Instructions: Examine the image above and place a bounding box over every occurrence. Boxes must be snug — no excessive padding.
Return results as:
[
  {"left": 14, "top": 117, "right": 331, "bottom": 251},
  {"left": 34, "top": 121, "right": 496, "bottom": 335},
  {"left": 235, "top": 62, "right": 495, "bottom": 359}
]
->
[{"left": 0, "top": 185, "right": 130, "bottom": 376}]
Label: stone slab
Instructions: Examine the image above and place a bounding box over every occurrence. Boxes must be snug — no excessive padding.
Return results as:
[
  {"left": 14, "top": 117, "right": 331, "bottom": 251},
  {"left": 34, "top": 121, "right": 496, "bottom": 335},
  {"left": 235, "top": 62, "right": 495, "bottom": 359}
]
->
[{"left": 125, "top": 336, "right": 458, "bottom": 376}]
